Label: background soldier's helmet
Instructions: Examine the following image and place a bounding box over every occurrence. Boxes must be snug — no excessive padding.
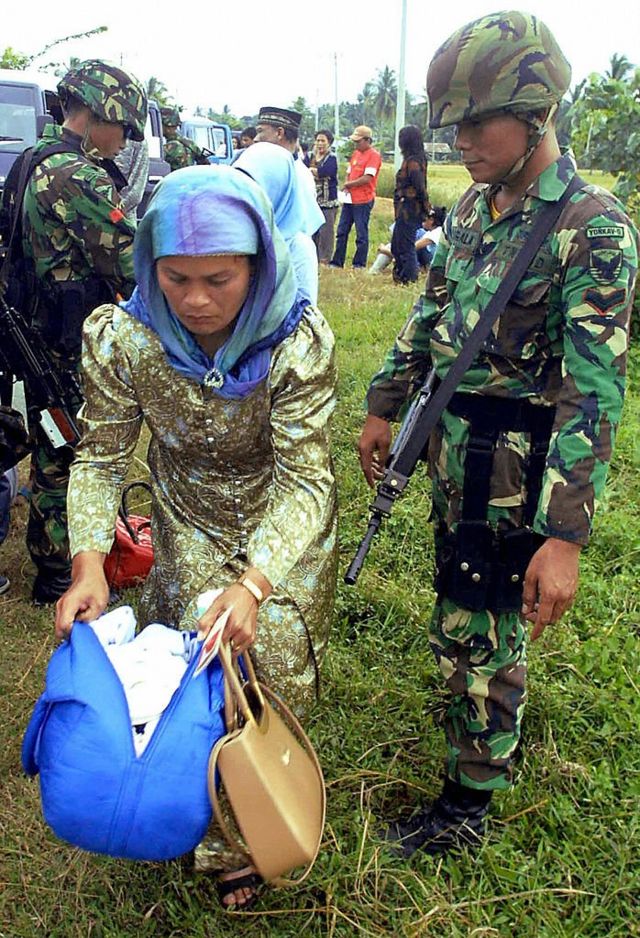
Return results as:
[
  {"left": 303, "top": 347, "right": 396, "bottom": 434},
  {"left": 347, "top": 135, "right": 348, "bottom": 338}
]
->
[
  {"left": 427, "top": 11, "right": 571, "bottom": 129},
  {"left": 57, "top": 60, "right": 148, "bottom": 141},
  {"left": 160, "top": 106, "right": 181, "bottom": 128}
]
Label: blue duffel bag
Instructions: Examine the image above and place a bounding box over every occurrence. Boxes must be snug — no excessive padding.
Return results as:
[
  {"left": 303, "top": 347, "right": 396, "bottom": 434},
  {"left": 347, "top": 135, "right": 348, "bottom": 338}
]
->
[{"left": 22, "top": 618, "right": 226, "bottom": 861}]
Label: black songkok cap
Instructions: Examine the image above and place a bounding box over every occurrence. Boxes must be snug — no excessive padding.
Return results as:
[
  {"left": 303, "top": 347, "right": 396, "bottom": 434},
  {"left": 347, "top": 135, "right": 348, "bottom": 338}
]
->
[{"left": 257, "top": 106, "right": 302, "bottom": 131}]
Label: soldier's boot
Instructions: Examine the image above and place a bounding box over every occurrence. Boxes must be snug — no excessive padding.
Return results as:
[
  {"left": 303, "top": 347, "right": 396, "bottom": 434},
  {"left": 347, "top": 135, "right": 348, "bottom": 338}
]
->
[
  {"left": 383, "top": 778, "right": 492, "bottom": 858},
  {"left": 32, "top": 570, "right": 72, "bottom": 606}
]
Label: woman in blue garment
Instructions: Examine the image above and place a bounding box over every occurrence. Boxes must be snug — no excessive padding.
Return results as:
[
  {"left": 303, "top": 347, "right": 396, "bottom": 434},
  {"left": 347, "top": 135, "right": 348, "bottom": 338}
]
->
[
  {"left": 234, "top": 142, "right": 322, "bottom": 305},
  {"left": 56, "top": 165, "right": 337, "bottom": 909}
]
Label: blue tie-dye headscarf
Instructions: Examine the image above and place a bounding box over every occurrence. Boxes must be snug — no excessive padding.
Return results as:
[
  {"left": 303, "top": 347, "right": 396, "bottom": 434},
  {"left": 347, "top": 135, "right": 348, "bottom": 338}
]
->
[{"left": 121, "top": 164, "right": 305, "bottom": 398}]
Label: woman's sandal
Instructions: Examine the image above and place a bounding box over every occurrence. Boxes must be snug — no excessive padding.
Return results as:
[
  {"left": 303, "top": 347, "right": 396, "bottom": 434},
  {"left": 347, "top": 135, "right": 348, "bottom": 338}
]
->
[{"left": 216, "top": 866, "right": 263, "bottom": 912}]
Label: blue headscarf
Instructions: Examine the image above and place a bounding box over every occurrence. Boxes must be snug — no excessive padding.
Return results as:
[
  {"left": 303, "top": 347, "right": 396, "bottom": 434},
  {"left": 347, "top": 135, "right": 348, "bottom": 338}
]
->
[
  {"left": 234, "top": 142, "right": 324, "bottom": 239},
  {"left": 121, "top": 164, "right": 305, "bottom": 398}
]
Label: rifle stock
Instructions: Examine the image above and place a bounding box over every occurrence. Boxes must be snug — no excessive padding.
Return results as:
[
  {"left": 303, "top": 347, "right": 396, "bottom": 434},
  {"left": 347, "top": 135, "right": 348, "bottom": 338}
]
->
[{"left": 345, "top": 370, "right": 437, "bottom": 585}]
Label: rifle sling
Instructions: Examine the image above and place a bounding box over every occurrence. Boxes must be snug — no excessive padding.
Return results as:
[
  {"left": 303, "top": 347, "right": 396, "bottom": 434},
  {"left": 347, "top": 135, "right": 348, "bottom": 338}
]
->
[{"left": 392, "top": 174, "right": 585, "bottom": 478}]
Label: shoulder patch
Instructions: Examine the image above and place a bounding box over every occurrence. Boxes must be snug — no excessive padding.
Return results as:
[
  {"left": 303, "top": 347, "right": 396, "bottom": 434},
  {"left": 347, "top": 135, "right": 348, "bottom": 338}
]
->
[
  {"left": 586, "top": 225, "right": 624, "bottom": 239},
  {"left": 583, "top": 287, "right": 627, "bottom": 315},
  {"left": 589, "top": 248, "right": 623, "bottom": 285}
]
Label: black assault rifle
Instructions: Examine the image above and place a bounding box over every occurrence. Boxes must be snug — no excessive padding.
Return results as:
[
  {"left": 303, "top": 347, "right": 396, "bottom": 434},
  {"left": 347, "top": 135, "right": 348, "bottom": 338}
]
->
[
  {"left": 0, "top": 290, "right": 81, "bottom": 450},
  {"left": 344, "top": 370, "right": 437, "bottom": 585}
]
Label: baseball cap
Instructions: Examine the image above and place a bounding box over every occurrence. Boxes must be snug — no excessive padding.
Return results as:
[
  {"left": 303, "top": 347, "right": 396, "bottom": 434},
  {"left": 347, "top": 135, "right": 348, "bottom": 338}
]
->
[{"left": 350, "top": 125, "right": 373, "bottom": 141}]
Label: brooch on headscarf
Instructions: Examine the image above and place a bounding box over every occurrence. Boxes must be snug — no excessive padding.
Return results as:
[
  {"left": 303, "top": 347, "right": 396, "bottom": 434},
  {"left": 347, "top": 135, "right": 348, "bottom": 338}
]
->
[{"left": 203, "top": 367, "right": 225, "bottom": 389}]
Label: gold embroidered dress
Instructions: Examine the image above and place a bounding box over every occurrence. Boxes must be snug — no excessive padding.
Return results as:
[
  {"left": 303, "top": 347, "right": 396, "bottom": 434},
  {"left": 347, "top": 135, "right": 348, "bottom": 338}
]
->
[{"left": 68, "top": 302, "right": 337, "bottom": 711}]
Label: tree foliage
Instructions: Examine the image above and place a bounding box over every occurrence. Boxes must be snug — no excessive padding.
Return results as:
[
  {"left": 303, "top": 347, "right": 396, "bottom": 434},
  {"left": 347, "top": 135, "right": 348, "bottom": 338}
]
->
[{"left": 571, "top": 66, "right": 640, "bottom": 221}]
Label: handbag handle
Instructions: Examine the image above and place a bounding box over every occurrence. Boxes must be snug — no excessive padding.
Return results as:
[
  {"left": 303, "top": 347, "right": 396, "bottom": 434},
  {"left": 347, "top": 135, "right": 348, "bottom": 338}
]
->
[
  {"left": 117, "top": 480, "right": 152, "bottom": 544},
  {"left": 208, "top": 644, "right": 327, "bottom": 886}
]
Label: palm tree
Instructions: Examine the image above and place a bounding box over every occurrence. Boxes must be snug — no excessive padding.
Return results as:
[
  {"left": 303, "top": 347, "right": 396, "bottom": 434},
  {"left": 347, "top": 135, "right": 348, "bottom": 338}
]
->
[
  {"left": 606, "top": 54, "right": 633, "bottom": 81},
  {"left": 146, "top": 76, "right": 171, "bottom": 107},
  {"left": 372, "top": 66, "right": 397, "bottom": 123}
]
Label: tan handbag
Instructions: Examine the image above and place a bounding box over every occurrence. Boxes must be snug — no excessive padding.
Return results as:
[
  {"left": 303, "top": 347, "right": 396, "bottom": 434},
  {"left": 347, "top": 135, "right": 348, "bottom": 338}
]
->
[{"left": 207, "top": 642, "right": 326, "bottom": 884}]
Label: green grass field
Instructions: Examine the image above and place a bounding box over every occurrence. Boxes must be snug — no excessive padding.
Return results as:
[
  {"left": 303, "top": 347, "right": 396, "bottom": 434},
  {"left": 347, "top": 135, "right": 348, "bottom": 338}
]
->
[{"left": 1, "top": 198, "right": 638, "bottom": 937}]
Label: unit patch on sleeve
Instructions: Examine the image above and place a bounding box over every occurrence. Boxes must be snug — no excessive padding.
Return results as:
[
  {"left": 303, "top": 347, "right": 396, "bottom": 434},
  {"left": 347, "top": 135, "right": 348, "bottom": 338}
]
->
[{"left": 589, "top": 248, "right": 623, "bottom": 285}]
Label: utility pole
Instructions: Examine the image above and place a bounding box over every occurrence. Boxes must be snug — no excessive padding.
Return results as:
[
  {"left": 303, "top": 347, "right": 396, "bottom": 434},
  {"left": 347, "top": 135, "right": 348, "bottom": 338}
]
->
[
  {"left": 393, "top": 0, "right": 408, "bottom": 171},
  {"left": 334, "top": 52, "right": 340, "bottom": 145}
]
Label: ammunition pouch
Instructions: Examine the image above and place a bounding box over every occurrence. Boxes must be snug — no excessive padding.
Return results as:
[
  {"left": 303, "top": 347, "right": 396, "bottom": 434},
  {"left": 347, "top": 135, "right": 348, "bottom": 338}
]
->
[
  {"left": 434, "top": 392, "right": 555, "bottom": 614},
  {"left": 435, "top": 523, "right": 544, "bottom": 614},
  {"left": 35, "top": 278, "right": 114, "bottom": 358}
]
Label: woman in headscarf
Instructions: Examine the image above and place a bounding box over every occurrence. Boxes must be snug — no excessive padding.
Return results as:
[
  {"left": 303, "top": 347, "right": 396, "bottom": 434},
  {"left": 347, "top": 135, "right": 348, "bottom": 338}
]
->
[
  {"left": 234, "top": 141, "right": 322, "bottom": 305},
  {"left": 55, "top": 164, "right": 337, "bottom": 909}
]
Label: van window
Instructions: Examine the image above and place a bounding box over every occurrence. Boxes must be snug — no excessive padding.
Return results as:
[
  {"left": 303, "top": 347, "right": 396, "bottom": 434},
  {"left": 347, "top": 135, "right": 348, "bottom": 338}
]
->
[
  {"left": 191, "top": 126, "right": 210, "bottom": 150},
  {"left": 144, "top": 113, "right": 161, "bottom": 160},
  {"left": 0, "top": 85, "right": 37, "bottom": 150},
  {"left": 211, "top": 127, "right": 229, "bottom": 160}
]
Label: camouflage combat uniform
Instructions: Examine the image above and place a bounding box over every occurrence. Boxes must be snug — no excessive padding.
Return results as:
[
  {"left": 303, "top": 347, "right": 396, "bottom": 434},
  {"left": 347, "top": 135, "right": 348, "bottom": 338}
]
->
[
  {"left": 163, "top": 133, "right": 208, "bottom": 171},
  {"left": 367, "top": 152, "right": 638, "bottom": 790},
  {"left": 20, "top": 60, "right": 146, "bottom": 589}
]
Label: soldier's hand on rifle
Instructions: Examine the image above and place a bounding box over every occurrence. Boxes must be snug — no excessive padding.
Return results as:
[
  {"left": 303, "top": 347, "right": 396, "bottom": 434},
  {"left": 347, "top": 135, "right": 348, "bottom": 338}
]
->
[
  {"left": 522, "top": 538, "right": 582, "bottom": 640},
  {"left": 54, "top": 551, "right": 109, "bottom": 641},
  {"left": 358, "top": 414, "right": 392, "bottom": 488}
]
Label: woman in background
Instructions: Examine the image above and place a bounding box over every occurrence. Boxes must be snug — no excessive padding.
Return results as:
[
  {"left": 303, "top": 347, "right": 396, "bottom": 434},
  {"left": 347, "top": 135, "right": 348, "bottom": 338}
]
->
[
  {"left": 309, "top": 129, "right": 339, "bottom": 264},
  {"left": 391, "top": 125, "right": 428, "bottom": 285}
]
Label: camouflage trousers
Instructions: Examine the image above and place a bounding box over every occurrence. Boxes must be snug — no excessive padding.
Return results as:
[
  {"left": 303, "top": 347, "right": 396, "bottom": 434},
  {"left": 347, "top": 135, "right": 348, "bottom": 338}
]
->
[
  {"left": 27, "top": 433, "right": 75, "bottom": 576},
  {"left": 426, "top": 408, "right": 538, "bottom": 790},
  {"left": 429, "top": 597, "right": 527, "bottom": 791}
]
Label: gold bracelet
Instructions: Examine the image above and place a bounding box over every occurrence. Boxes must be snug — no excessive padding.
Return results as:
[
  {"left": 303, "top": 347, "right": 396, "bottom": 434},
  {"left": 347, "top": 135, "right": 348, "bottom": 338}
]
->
[{"left": 239, "top": 575, "right": 264, "bottom": 605}]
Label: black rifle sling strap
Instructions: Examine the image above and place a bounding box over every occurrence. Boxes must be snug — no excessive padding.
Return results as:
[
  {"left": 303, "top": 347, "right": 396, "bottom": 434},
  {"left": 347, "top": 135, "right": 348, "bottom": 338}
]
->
[
  {"left": 0, "top": 142, "right": 78, "bottom": 286},
  {"left": 392, "top": 173, "right": 585, "bottom": 478}
]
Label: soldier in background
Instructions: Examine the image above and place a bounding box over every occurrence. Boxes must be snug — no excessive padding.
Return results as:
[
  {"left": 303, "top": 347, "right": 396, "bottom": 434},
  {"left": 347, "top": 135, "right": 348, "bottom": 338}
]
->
[
  {"left": 22, "top": 59, "right": 147, "bottom": 604},
  {"left": 358, "top": 11, "right": 638, "bottom": 856},
  {"left": 160, "top": 107, "right": 209, "bottom": 171}
]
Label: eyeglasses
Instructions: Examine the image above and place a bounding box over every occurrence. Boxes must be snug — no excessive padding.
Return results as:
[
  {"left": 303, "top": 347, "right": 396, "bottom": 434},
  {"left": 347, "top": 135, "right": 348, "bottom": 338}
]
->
[{"left": 123, "top": 125, "right": 136, "bottom": 140}]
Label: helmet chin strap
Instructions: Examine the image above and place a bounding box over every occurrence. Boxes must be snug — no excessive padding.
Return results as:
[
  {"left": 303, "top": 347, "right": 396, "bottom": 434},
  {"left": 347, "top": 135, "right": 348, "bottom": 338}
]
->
[
  {"left": 500, "top": 103, "right": 558, "bottom": 183},
  {"left": 81, "top": 116, "right": 104, "bottom": 163}
]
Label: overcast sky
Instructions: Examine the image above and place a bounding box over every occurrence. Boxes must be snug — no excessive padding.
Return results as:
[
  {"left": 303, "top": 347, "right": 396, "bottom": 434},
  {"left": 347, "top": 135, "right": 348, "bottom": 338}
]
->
[{"left": 4, "top": 1, "right": 639, "bottom": 118}]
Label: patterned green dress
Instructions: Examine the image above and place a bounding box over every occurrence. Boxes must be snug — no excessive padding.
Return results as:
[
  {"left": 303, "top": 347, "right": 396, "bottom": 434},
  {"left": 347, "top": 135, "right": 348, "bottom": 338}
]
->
[{"left": 68, "top": 301, "right": 338, "bottom": 870}]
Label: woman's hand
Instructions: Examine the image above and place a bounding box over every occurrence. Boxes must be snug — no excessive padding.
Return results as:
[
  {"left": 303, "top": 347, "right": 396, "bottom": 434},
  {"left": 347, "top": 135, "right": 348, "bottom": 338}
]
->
[
  {"left": 358, "top": 414, "right": 392, "bottom": 488},
  {"left": 54, "top": 551, "right": 109, "bottom": 642},
  {"left": 522, "top": 538, "right": 582, "bottom": 640},
  {"left": 197, "top": 567, "right": 272, "bottom": 656}
]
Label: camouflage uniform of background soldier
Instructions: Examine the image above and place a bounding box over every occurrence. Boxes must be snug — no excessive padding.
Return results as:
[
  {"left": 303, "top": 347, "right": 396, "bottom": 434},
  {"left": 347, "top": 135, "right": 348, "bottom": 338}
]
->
[
  {"left": 358, "top": 10, "right": 639, "bottom": 857},
  {"left": 160, "top": 107, "right": 209, "bottom": 171},
  {"left": 22, "top": 60, "right": 147, "bottom": 603}
]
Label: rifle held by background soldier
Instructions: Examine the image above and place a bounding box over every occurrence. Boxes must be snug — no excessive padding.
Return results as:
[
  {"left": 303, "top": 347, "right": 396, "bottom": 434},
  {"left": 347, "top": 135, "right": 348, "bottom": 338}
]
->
[{"left": 0, "top": 290, "right": 81, "bottom": 451}]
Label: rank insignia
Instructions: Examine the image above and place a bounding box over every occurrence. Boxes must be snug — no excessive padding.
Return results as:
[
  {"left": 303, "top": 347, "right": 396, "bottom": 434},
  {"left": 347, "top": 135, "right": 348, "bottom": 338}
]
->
[{"left": 589, "top": 248, "right": 622, "bottom": 285}]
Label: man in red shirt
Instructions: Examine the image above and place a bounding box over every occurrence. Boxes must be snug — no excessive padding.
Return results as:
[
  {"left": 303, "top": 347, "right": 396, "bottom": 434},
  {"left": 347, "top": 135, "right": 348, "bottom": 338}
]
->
[{"left": 330, "top": 125, "right": 382, "bottom": 268}]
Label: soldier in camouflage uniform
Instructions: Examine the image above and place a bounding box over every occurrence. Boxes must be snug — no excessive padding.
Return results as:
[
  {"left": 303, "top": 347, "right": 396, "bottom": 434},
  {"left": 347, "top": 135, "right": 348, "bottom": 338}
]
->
[
  {"left": 160, "top": 107, "right": 209, "bottom": 171},
  {"left": 22, "top": 60, "right": 147, "bottom": 603},
  {"left": 358, "top": 11, "right": 639, "bottom": 856}
]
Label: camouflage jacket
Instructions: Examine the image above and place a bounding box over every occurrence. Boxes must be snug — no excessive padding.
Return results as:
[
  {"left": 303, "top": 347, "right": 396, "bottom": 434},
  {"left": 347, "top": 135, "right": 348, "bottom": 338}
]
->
[
  {"left": 367, "top": 153, "right": 639, "bottom": 545},
  {"left": 22, "top": 124, "right": 136, "bottom": 293},
  {"left": 164, "top": 134, "right": 208, "bottom": 172}
]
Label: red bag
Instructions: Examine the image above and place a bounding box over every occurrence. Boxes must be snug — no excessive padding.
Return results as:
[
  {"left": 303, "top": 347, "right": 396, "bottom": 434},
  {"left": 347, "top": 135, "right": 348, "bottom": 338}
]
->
[{"left": 104, "top": 482, "right": 154, "bottom": 589}]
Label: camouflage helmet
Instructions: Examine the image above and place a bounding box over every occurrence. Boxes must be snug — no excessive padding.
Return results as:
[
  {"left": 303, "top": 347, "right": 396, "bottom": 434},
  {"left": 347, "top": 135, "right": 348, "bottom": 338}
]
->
[
  {"left": 427, "top": 11, "right": 571, "bottom": 129},
  {"left": 58, "top": 59, "right": 148, "bottom": 141},
  {"left": 160, "top": 106, "right": 181, "bottom": 128}
]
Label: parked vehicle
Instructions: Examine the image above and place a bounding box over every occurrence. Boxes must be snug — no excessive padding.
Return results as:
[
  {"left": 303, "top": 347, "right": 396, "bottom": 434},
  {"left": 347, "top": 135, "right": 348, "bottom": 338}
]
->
[
  {"left": 0, "top": 68, "right": 59, "bottom": 197},
  {"left": 180, "top": 116, "right": 233, "bottom": 164},
  {"left": 140, "top": 100, "right": 170, "bottom": 216}
]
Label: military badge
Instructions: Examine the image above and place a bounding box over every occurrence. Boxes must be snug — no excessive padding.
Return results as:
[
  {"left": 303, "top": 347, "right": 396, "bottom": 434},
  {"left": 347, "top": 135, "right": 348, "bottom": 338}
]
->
[{"left": 589, "top": 248, "right": 623, "bottom": 285}]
